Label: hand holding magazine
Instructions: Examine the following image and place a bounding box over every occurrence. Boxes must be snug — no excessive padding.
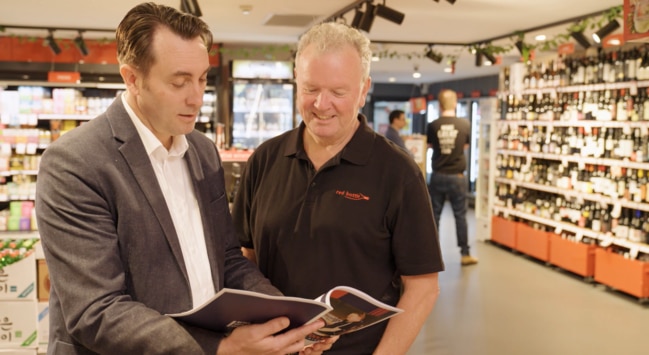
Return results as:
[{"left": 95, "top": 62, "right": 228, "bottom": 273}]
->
[{"left": 167, "top": 285, "right": 402, "bottom": 338}]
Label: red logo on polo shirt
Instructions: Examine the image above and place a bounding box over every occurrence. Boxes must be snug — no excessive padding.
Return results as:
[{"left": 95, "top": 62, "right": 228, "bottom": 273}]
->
[{"left": 335, "top": 190, "right": 370, "bottom": 201}]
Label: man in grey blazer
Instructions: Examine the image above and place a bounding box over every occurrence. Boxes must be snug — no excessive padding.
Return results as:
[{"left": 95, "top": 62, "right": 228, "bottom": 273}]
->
[{"left": 35, "top": 3, "right": 330, "bottom": 354}]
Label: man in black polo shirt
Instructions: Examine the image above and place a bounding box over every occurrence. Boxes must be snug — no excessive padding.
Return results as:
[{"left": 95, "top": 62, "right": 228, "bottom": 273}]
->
[
  {"left": 427, "top": 89, "right": 478, "bottom": 266},
  {"left": 232, "top": 22, "right": 444, "bottom": 354}
]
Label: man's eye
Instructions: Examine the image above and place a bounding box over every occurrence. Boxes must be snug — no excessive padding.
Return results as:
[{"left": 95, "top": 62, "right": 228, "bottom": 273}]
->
[{"left": 172, "top": 82, "right": 186, "bottom": 88}]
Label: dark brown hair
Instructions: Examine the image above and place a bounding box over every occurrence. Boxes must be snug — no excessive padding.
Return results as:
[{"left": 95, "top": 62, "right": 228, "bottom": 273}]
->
[{"left": 116, "top": 2, "right": 213, "bottom": 75}]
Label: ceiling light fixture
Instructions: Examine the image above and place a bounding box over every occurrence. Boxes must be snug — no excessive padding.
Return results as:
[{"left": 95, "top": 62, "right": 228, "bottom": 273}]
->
[
  {"left": 351, "top": 7, "right": 364, "bottom": 28},
  {"left": 592, "top": 20, "right": 620, "bottom": 43},
  {"left": 570, "top": 30, "right": 591, "bottom": 49},
  {"left": 73, "top": 31, "right": 89, "bottom": 56},
  {"left": 483, "top": 50, "right": 496, "bottom": 64},
  {"left": 180, "top": 0, "right": 202, "bottom": 17},
  {"left": 45, "top": 30, "right": 61, "bottom": 55},
  {"left": 357, "top": 2, "right": 376, "bottom": 32},
  {"left": 475, "top": 50, "right": 483, "bottom": 67},
  {"left": 240, "top": 5, "right": 252, "bottom": 15},
  {"left": 375, "top": 1, "right": 405, "bottom": 25},
  {"left": 412, "top": 65, "right": 422, "bottom": 79},
  {"left": 446, "top": 0, "right": 457, "bottom": 4},
  {"left": 514, "top": 40, "right": 524, "bottom": 54},
  {"left": 425, "top": 46, "right": 443, "bottom": 63}
]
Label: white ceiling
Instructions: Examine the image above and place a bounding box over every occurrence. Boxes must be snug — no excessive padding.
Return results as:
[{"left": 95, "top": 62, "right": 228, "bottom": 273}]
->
[{"left": 0, "top": 0, "right": 622, "bottom": 84}]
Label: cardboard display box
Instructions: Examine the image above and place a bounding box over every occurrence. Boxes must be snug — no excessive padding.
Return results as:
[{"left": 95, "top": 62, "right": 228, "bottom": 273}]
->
[
  {"left": 0, "top": 301, "right": 37, "bottom": 349},
  {"left": 594, "top": 248, "right": 649, "bottom": 299},
  {"left": 491, "top": 215, "right": 517, "bottom": 249},
  {"left": 515, "top": 223, "right": 550, "bottom": 262},
  {"left": 0, "top": 254, "right": 36, "bottom": 301},
  {"left": 548, "top": 234, "right": 596, "bottom": 277}
]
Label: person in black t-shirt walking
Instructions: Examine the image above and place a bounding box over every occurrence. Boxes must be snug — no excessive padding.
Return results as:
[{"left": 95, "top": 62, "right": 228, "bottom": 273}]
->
[{"left": 426, "top": 89, "right": 478, "bottom": 266}]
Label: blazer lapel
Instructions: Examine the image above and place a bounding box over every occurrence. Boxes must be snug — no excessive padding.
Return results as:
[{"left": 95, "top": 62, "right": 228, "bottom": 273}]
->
[{"left": 105, "top": 99, "right": 190, "bottom": 280}]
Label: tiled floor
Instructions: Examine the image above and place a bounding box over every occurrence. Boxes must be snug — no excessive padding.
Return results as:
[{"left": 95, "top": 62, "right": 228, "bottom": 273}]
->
[{"left": 407, "top": 205, "right": 648, "bottom": 355}]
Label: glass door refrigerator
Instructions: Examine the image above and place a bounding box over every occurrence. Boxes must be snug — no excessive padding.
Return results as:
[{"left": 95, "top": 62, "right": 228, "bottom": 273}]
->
[{"left": 230, "top": 60, "right": 295, "bottom": 150}]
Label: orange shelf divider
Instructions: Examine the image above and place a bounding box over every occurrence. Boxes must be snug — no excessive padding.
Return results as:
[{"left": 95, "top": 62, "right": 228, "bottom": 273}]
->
[
  {"left": 515, "top": 223, "right": 550, "bottom": 262},
  {"left": 594, "top": 248, "right": 649, "bottom": 299},
  {"left": 491, "top": 215, "right": 517, "bottom": 249},
  {"left": 548, "top": 234, "right": 596, "bottom": 277}
]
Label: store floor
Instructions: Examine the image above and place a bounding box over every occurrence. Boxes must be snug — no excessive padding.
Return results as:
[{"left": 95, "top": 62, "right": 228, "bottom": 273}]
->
[{"left": 407, "top": 204, "right": 648, "bottom": 355}]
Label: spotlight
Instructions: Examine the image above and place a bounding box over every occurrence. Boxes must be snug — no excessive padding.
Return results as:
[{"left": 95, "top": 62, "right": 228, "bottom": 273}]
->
[
  {"left": 357, "top": 2, "right": 376, "bottom": 32},
  {"left": 515, "top": 40, "right": 524, "bottom": 54},
  {"left": 425, "top": 47, "right": 443, "bottom": 63},
  {"left": 446, "top": 0, "right": 457, "bottom": 3},
  {"left": 592, "top": 20, "right": 620, "bottom": 43},
  {"left": 375, "top": 2, "right": 405, "bottom": 25},
  {"left": 74, "top": 31, "right": 89, "bottom": 56},
  {"left": 483, "top": 50, "right": 496, "bottom": 64},
  {"left": 571, "top": 31, "right": 591, "bottom": 49},
  {"left": 45, "top": 31, "right": 61, "bottom": 55},
  {"left": 413, "top": 65, "right": 421, "bottom": 79},
  {"left": 475, "top": 50, "right": 483, "bottom": 67},
  {"left": 351, "top": 8, "right": 364, "bottom": 28},
  {"left": 180, "top": 0, "right": 202, "bottom": 17}
]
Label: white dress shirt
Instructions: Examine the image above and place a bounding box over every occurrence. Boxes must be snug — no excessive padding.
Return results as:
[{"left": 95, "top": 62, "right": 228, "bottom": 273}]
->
[{"left": 121, "top": 94, "right": 215, "bottom": 307}]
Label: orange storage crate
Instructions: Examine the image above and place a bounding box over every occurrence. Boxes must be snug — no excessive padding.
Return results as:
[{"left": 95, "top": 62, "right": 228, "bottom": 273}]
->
[
  {"left": 515, "top": 223, "right": 550, "bottom": 262},
  {"left": 548, "top": 233, "right": 596, "bottom": 277},
  {"left": 491, "top": 215, "right": 517, "bottom": 249},
  {"left": 594, "top": 248, "right": 649, "bottom": 299}
]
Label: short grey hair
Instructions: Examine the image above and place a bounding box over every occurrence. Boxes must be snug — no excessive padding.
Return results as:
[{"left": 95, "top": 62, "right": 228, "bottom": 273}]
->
[{"left": 296, "top": 22, "right": 371, "bottom": 81}]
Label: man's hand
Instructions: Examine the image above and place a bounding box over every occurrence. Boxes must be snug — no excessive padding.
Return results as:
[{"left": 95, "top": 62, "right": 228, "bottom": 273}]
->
[
  {"left": 300, "top": 335, "right": 339, "bottom": 355},
  {"left": 217, "top": 317, "right": 325, "bottom": 355}
]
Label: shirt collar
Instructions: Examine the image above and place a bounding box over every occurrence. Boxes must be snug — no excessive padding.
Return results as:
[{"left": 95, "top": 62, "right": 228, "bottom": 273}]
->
[
  {"left": 283, "top": 113, "right": 374, "bottom": 166},
  {"left": 121, "top": 93, "right": 188, "bottom": 159}
]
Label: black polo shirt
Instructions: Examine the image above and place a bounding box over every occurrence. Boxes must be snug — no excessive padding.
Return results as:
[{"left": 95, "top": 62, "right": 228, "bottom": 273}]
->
[{"left": 232, "top": 114, "right": 444, "bottom": 353}]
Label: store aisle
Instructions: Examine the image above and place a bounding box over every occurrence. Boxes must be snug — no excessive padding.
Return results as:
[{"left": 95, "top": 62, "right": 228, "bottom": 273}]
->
[{"left": 407, "top": 205, "right": 648, "bottom": 355}]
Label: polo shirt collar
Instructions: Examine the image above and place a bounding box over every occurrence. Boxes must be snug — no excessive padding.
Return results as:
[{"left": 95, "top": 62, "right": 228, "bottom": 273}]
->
[{"left": 283, "top": 113, "right": 374, "bottom": 166}]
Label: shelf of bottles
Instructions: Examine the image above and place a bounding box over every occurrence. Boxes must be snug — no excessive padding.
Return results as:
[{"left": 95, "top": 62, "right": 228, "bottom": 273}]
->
[{"left": 494, "top": 46, "right": 649, "bottom": 263}]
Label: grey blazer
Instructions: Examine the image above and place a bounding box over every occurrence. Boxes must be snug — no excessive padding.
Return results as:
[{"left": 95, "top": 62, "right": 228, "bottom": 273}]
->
[{"left": 35, "top": 98, "right": 278, "bottom": 355}]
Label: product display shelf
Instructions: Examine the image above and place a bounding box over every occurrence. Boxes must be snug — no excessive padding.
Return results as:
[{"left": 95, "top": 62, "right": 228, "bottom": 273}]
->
[
  {"left": 548, "top": 233, "right": 597, "bottom": 278},
  {"left": 594, "top": 247, "right": 649, "bottom": 301},
  {"left": 494, "top": 177, "right": 649, "bottom": 213},
  {"left": 495, "top": 148, "right": 649, "bottom": 171},
  {"left": 500, "top": 79, "right": 649, "bottom": 97},
  {"left": 515, "top": 221, "right": 551, "bottom": 262},
  {"left": 490, "top": 214, "right": 517, "bottom": 249},
  {"left": 493, "top": 206, "right": 649, "bottom": 256}
]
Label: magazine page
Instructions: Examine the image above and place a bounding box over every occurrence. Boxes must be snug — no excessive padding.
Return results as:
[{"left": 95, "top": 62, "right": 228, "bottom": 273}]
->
[
  {"left": 307, "top": 286, "right": 403, "bottom": 341},
  {"left": 167, "top": 288, "right": 332, "bottom": 333}
]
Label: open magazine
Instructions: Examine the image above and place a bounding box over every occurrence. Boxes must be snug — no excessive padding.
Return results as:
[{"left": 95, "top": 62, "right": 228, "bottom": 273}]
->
[{"left": 166, "top": 286, "right": 403, "bottom": 338}]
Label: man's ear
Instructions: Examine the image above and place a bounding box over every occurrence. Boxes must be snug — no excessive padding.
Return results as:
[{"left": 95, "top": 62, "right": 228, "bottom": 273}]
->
[{"left": 120, "top": 64, "right": 140, "bottom": 95}]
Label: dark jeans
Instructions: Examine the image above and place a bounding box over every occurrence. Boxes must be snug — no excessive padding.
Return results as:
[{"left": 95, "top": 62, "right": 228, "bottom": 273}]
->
[{"left": 429, "top": 173, "right": 470, "bottom": 256}]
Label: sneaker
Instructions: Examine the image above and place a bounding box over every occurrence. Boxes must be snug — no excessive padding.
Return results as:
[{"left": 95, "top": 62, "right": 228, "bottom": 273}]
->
[{"left": 461, "top": 255, "right": 478, "bottom": 266}]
